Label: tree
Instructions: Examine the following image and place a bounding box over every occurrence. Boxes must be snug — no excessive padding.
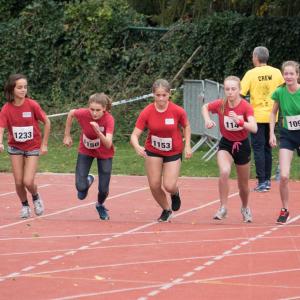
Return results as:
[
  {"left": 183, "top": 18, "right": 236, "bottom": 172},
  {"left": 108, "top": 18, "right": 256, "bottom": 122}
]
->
[{"left": 127, "top": 0, "right": 300, "bottom": 26}]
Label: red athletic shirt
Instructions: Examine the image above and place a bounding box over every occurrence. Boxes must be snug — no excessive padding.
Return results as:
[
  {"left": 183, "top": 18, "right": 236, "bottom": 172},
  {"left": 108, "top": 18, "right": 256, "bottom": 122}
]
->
[
  {"left": 74, "top": 108, "right": 115, "bottom": 159},
  {"left": 135, "top": 101, "right": 188, "bottom": 156},
  {"left": 208, "top": 98, "right": 254, "bottom": 141},
  {"left": 0, "top": 98, "right": 47, "bottom": 151}
]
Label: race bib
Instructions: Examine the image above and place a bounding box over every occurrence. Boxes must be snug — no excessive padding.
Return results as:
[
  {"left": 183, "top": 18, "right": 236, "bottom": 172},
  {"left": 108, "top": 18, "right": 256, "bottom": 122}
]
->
[
  {"left": 12, "top": 126, "right": 33, "bottom": 142},
  {"left": 22, "top": 112, "right": 32, "bottom": 118},
  {"left": 224, "top": 116, "right": 243, "bottom": 131},
  {"left": 286, "top": 115, "right": 300, "bottom": 130},
  {"left": 83, "top": 134, "right": 100, "bottom": 149},
  {"left": 151, "top": 135, "right": 172, "bottom": 151},
  {"left": 165, "top": 118, "right": 174, "bottom": 125}
]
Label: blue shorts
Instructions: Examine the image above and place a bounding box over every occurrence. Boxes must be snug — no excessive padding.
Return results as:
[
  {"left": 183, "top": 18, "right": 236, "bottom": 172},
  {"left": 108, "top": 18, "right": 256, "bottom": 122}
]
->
[
  {"left": 145, "top": 150, "right": 182, "bottom": 163},
  {"left": 280, "top": 128, "right": 300, "bottom": 156},
  {"left": 218, "top": 137, "right": 251, "bottom": 165},
  {"left": 7, "top": 146, "right": 40, "bottom": 157}
]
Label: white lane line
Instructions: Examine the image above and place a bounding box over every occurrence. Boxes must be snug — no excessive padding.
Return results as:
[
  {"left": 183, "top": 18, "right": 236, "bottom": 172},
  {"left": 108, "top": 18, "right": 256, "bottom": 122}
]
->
[
  {"left": 0, "top": 233, "right": 300, "bottom": 257},
  {"left": 0, "top": 237, "right": 252, "bottom": 256},
  {"left": 197, "top": 267, "right": 300, "bottom": 283},
  {"left": 0, "top": 184, "right": 51, "bottom": 197},
  {"left": 0, "top": 187, "right": 149, "bottom": 230},
  {"left": 0, "top": 187, "right": 150, "bottom": 281},
  {"left": 138, "top": 214, "right": 300, "bottom": 299},
  {"left": 2, "top": 224, "right": 300, "bottom": 241},
  {"left": 6, "top": 248, "right": 299, "bottom": 279},
  {"left": 51, "top": 255, "right": 64, "bottom": 260},
  {"left": 21, "top": 266, "right": 35, "bottom": 272},
  {"left": 183, "top": 272, "right": 194, "bottom": 277},
  {"left": 0, "top": 192, "right": 225, "bottom": 283},
  {"left": 37, "top": 260, "right": 50, "bottom": 266},
  {"left": 44, "top": 267, "right": 300, "bottom": 300},
  {"left": 7, "top": 272, "right": 20, "bottom": 278}
]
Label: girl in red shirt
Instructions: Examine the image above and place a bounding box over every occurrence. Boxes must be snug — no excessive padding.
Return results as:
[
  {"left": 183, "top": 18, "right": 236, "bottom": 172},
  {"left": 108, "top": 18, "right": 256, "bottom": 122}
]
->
[
  {"left": 63, "top": 93, "right": 114, "bottom": 220},
  {"left": 0, "top": 74, "right": 51, "bottom": 219},
  {"left": 202, "top": 76, "right": 257, "bottom": 222},
  {"left": 131, "top": 79, "right": 192, "bottom": 222}
]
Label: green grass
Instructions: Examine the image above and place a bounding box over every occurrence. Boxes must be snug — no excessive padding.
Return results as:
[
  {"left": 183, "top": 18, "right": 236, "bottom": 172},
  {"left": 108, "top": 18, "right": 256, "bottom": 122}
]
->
[{"left": 0, "top": 136, "right": 299, "bottom": 180}]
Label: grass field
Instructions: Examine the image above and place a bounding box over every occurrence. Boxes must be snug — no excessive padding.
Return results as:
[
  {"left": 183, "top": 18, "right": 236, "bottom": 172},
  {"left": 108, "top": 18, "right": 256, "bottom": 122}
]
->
[{"left": 0, "top": 136, "right": 299, "bottom": 180}]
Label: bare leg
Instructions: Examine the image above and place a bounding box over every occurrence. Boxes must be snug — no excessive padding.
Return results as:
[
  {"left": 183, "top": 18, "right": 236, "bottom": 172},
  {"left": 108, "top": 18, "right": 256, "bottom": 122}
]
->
[
  {"left": 236, "top": 162, "right": 250, "bottom": 208},
  {"left": 23, "top": 155, "right": 39, "bottom": 196},
  {"left": 162, "top": 158, "right": 181, "bottom": 195},
  {"left": 217, "top": 150, "right": 233, "bottom": 207},
  {"left": 145, "top": 156, "right": 170, "bottom": 210},
  {"left": 279, "top": 149, "right": 293, "bottom": 210},
  {"left": 10, "top": 155, "right": 27, "bottom": 203}
]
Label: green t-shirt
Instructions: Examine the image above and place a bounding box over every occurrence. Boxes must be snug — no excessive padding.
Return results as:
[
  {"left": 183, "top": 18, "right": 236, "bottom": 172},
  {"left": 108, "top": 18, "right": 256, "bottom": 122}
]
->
[{"left": 272, "top": 85, "right": 300, "bottom": 130}]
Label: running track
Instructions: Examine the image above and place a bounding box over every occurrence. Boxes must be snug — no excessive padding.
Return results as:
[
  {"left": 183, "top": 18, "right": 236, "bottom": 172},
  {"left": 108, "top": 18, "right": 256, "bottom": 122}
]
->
[{"left": 0, "top": 173, "right": 300, "bottom": 300}]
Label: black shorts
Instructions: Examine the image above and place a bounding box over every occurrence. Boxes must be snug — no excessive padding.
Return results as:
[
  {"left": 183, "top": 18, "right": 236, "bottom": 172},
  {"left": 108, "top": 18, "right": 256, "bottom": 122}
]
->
[
  {"left": 145, "top": 150, "right": 182, "bottom": 163},
  {"left": 280, "top": 127, "right": 300, "bottom": 157},
  {"left": 218, "top": 137, "right": 251, "bottom": 165}
]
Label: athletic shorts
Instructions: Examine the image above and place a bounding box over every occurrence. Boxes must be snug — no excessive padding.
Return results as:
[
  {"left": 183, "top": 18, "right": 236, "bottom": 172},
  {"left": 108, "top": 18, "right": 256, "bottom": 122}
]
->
[
  {"left": 218, "top": 137, "right": 251, "bottom": 165},
  {"left": 7, "top": 146, "right": 40, "bottom": 157},
  {"left": 280, "top": 127, "right": 300, "bottom": 157},
  {"left": 145, "top": 150, "right": 182, "bottom": 163}
]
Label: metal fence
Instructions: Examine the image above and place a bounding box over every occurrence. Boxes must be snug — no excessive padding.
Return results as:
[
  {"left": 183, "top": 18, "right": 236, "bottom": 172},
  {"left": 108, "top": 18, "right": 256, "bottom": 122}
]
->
[{"left": 183, "top": 79, "right": 223, "bottom": 161}]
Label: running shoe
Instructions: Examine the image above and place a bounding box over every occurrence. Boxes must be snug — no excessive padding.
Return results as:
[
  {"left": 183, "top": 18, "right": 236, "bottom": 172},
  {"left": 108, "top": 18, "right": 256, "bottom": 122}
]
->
[
  {"left": 171, "top": 191, "right": 181, "bottom": 211},
  {"left": 213, "top": 206, "right": 227, "bottom": 220},
  {"left": 20, "top": 206, "right": 31, "bottom": 219},
  {"left": 96, "top": 203, "right": 110, "bottom": 220},
  {"left": 77, "top": 174, "right": 95, "bottom": 200},
  {"left": 276, "top": 208, "right": 290, "bottom": 224},
  {"left": 241, "top": 207, "right": 252, "bottom": 223},
  {"left": 254, "top": 182, "right": 267, "bottom": 192},
  {"left": 33, "top": 194, "right": 44, "bottom": 216},
  {"left": 265, "top": 180, "right": 271, "bottom": 191},
  {"left": 157, "top": 209, "right": 172, "bottom": 222}
]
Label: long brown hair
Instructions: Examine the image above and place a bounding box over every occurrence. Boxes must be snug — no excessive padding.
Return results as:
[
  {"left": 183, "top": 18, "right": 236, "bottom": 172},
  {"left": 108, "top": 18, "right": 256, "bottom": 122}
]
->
[
  {"left": 4, "top": 74, "right": 28, "bottom": 103},
  {"left": 220, "top": 75, "right": 241, "bottom": 114}
]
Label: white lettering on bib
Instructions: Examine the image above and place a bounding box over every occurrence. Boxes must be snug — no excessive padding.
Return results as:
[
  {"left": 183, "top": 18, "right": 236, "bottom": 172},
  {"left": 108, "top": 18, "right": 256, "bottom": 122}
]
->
[
  {"left": 83, "top": 134, "right": 100, "bottom": 149},
  {"left": 224, "top": 115, "right": 243, "bottom": 131},
  {"left": 151, "top": 135, "right": 172, "bottom": 151},
  {"left": 286, "top": 115, "right": 300, "bottom": 130},
  {"left": 165, "top": 118, "right": 174, "bottom": 125},
  {"left": 12, "top": 126, "right": 33, "bottom": 142},
  {"left": 22, "top": 112, "right": 32, "bottom": 118}
]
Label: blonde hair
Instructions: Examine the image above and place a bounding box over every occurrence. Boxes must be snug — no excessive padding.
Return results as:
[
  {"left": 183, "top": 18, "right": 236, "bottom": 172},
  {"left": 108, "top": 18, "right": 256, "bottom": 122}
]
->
[
  {"left": 88, "top": 93, "right": 112, "bottom": 112},
  {"left": 282, "top": 60, "right": 300, "bottom": 83},
  {"left": 221, "top": 76, "right": 241, "bottom": 114}
]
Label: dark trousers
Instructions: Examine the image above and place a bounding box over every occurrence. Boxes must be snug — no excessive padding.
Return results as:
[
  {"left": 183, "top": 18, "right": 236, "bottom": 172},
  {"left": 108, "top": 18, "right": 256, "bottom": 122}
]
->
[
  {"left": 250, "top": 123, "right": 272, "bottom": 183},
  {"left": 75, "top": 153, "right": 112, "bottom": 204}
]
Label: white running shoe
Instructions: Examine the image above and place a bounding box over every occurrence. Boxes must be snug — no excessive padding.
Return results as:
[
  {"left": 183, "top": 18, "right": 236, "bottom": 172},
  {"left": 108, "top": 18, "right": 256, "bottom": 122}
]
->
[
  {"left": 33, "top": 194, "right": 44, "bottom": 216},
  {"left": 213, "top": 206, "right": 227, "bottom": 220},
  {"left": 241, "top": 207, "right": 252, "bottom": 223},
  {"left": 21, "top": 206, "right": 31, "bottom": 219}
]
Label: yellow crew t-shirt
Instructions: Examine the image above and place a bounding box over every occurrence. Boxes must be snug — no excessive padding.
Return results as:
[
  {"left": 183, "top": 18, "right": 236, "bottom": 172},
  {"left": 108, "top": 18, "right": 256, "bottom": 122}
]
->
[{"left": 241, "top": 65, "right": 284, "bottom": 123}]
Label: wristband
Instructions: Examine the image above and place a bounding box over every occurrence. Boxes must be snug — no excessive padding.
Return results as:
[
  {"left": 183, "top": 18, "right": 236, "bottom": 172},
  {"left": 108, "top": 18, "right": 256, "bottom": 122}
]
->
[{"left": 237, "top": 119, "right": 244, "bottom": 127}]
